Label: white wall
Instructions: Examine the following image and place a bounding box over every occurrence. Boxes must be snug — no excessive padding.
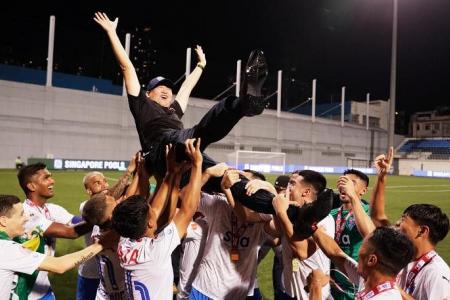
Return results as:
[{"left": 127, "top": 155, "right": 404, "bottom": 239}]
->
[
  {"left": 0, "top": 80, "right": 388, "bottom": 168},
  {"left": 398, "top": 159, "right": 450, "bottom": 175}
]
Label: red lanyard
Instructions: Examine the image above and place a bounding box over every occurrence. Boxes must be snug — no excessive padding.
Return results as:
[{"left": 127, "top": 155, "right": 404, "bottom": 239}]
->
[
  {"left": 357, "top": 280, "right": 396, "bottom": 300},
  {"left": 26, "top": 199, "right": 51, "bottom": 220},
  {"left": 335, "top": 206, "right": 353, "bottom": 242},
  {"left": 405, "top": 250, "right": 436, "bottom": 294}
]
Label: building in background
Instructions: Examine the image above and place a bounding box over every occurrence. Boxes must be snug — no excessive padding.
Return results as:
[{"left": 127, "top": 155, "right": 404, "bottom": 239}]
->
[{"left": 409, "top": 108, "right": 450, "bottom": 138}]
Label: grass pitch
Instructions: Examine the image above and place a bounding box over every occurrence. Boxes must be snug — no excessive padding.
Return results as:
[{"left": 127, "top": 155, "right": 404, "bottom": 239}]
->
[{"left": 0, "top": 169, "right": 448, "bottom": 300}]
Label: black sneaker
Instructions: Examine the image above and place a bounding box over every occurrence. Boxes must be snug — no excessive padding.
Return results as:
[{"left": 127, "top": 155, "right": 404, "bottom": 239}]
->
[{"left": 240, "top": 50, "right": 269, "bottom": 116}]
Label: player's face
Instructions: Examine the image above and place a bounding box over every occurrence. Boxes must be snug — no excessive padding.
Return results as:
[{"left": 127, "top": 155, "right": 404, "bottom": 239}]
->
[
  {"left": 148, "top": 85, "right": 173, "bottom": 108},
  {"left": 338, "top": 174, "right": 367, "bottom": 202},
  {"left": 7, "top": 203, "right": 29, "bottom": 237},
  {"left": 29, "top": 169, "right": 55, "bottom": 199},
  {"left": 396, "top": 214, "right": 421, "bottom": 242},
  {"left": 86, "top": 174, "right": 109, "bottom": 195},
  {"left": 288, "top": 174, "right": 312, "bottom": 206}
]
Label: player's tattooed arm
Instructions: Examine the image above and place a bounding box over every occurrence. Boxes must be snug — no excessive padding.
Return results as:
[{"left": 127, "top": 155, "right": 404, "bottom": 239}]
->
[{"left": 38, "top": 243, "right": 103, "bottom": 274}]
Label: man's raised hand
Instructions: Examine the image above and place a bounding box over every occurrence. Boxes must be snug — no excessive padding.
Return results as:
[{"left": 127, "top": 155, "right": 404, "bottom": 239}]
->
[
  {"left": 195, "top": 45, "right": 206, "bottom": 67},
  {"left": 184, "top": 138, "right": 203, "bottom": 167},
  {"left": 94, "top": 12, "right": 118, "bottom": 33},
  {"left": 373, "top": 146, "right": 394, "bottom": 176}
]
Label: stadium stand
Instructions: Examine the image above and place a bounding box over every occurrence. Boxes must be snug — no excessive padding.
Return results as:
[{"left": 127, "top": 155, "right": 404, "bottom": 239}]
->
[{"left": 397, "top": 138, "right": 450, "bottom": 160}]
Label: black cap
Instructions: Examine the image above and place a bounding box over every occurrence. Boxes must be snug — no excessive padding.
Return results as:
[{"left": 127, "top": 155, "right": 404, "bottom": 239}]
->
[
  {"left": 274, "top": 175, "right": 290, "bottom": 189},
  {"left": 146, "top": 76, "right": 174, "bottom": 91}
]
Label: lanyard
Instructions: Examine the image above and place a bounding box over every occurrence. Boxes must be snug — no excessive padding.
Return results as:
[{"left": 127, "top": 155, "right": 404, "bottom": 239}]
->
[
  {"left": 405, "top": 250, "right": 436, "bottom": 294},
  {"left": 230, "top": 212, "right": 247, "bottom": 250},
  {"left": 357, "top": 280, "right": 396, "bottom": 300},
  {"left": 335, "top": 206, "right": 353, "bottom": 242},
  {"left": 26, "top": 199, "right": 51, "bottom": 220}
]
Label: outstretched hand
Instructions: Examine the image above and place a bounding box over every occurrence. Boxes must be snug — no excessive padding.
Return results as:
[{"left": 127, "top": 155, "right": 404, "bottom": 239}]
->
[
  {"left": 184, "top": 138, "right": 203, "bottom": 167},
  {"left": 94, "top": 12, "right": 118, "bottom": 33},
  {"left": 195, "top": 45, "right": 206, "bottom": 67},
  {"left": 373, "top": 146, "right": 394, "bottom": 176}
]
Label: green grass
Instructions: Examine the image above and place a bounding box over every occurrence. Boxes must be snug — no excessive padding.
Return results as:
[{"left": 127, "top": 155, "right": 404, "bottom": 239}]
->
[{"left": 1, "top": 169, "right": 449, "bottom": 300}]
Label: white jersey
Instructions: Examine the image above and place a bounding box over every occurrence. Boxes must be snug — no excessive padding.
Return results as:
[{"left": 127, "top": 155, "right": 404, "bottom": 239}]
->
[
  {"left": 23, "top": 199, "right": 73, "bottom": 299},
  {"left": 118, "top": 221, "right": 180, "bottom": 300},
  {"left": 0, "top": 239, "right": 45, "bottom": 300},
  {"left": 92, "top": 226, "right": 127, "bottom": 300},
  {"left": 281, "top": 214, "right": 335, "bottom": 299},
  {"left": 397, "top": 252, "right": 450, "bottom": 300},
  {"left": 177, "top": 218, "right": 208, "bottom": 300},
  {"left": 192, "top": 193, "right": 268, "bottom": 299},
  {"left": 78, "top": 200, "right": 99, "bottom": 279}
]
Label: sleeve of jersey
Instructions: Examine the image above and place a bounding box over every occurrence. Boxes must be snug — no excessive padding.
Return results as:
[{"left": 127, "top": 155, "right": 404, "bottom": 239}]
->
[
  {"left": 197, "top": 193, "right": 219, "bottom": 218},
  {"left": 165, "top": 222, "right": 181, "bottom": 254},
  {"left": 127, "top": 89, "right": 146, "bottom": 117},
  {"left": 47, "top": 204, "right": 74, "bottom": 225},
  {"left": 0, "top": 241, "right": 46, "bottom": 274},
  {"left": 343, "top": 256, "right": 361, "bottom": 285},
  {"left": 422, "top": 266, "right": 450, "bottom": 299},
  {"left": 319, "top": 215, "right": 335, "bottom": 238}
]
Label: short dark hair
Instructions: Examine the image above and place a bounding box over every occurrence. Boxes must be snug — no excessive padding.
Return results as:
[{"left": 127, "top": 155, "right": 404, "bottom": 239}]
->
[
  {"left": 343, "top": 169, "right": 369, "bottom": 187},
  {"left": 368, "top": 227, "right": 414, "bottom": 276},
  {"left": 403, "top": 204, "right": 449, "bottom": 245},
  {"left": 242, "top": 169, "right": 266, "bottom": 181},
  {"left": 17, "top": 163, "right": 47, "bottom": 195},
  {"left": 292, "top": 170, "right": 327, "bottom": 193},
  {"left": 112, "top": 195, "right": 149, "bottom": 239},
  {"left": 82, "top": 193, "right": 108, "bottom": 227},
  {"left": 0, "top": 195, "right": 21, "bottom": 217}
]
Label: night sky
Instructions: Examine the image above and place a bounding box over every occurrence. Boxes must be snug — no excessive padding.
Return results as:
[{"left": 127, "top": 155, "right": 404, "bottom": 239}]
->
[{"left": 2, "top": 0, "right": 449, "bottom": 122}]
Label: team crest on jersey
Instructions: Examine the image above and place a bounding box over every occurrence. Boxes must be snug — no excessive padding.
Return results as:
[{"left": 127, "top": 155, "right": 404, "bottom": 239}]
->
[{"left": 346, "top": 218, "right": 356, "bottom": 230}]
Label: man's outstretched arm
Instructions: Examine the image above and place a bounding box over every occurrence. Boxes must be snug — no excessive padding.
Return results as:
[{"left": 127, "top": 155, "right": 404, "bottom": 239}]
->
[
  {"left": 94, "top": 12, "right": 140, "bottom": 96},
  {"left": 176, "top": 45, "right": 206, "bottom": 112},
  {"left": 370, "top": 147, "right": 393, "bottom": 227},
  {"left": 173, "top": 139, "right": 203, "bottom": 238}
]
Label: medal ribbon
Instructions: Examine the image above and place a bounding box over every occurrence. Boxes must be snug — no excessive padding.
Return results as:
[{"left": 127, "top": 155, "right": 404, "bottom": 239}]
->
[
  {"left": 356, "top": 280, "right": 396, "bottom": 300},
  {"left": 335, "top": 206, "right": 353, "bottom": 242},
  {"left": 405, "top": 250, "right": 436, "bottom": 294}
]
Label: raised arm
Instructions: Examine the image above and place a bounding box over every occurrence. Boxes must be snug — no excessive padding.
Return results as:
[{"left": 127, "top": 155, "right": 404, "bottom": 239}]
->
[
  {"left": 173, "top": 139, "right": 203, "bottom": 238},
  {"left": 108, "top": 153, "right": 138, "bottom": 200},
  {"left": 94, "top": 12, "right": 140, "bottom": 96},
  {"left": 157, "top": 145, "right": 185, "bottom": 227},
  {"left": 148, "top": 164, "right": 177, "bottom": 220},
  {"left": 338, "top": 176, "right": 375, "bottom": 237},
  {"left": 370, "top": 147, "right": 393, "bottom": 227},
  {"left": 312, "top": 228, "right": 348, "bottom": 272},
  {"left": 176, "top": 45, "right": 206, "bottom": 112}
]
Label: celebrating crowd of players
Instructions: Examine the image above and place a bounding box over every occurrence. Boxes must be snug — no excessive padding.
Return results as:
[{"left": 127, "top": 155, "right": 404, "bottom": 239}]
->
[{"left": 1, "top": 11, "right": 450, "bottom": 300}]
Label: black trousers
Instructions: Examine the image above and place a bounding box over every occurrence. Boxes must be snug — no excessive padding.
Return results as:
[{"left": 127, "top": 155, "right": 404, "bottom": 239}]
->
[
  {"left": 145, "top": 95, "right": 244, "bottom": 178},
  {"left": 144, "top": 95, "right": 291, "bottom": 216}
]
